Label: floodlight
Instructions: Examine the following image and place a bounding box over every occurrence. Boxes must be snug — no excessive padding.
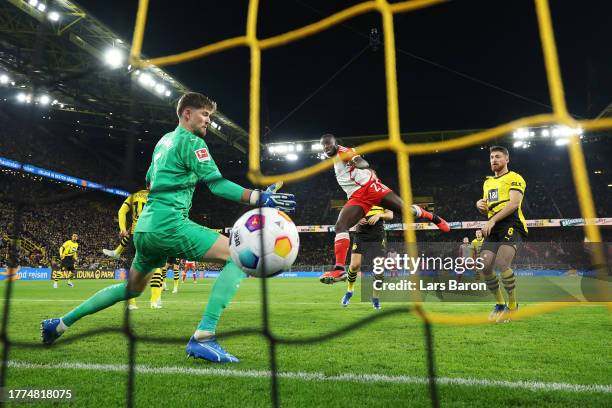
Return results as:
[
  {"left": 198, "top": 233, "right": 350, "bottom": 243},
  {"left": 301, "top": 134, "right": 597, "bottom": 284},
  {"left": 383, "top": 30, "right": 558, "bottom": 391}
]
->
[
  {"left": 104, "top": 48, "right": 124, "bottom": 69},
  {"left": 48, "top": 11, "right": 60, "bottom": 21},
  {"left": 39, "top": 95, "right": 50, "bottom": 105}
]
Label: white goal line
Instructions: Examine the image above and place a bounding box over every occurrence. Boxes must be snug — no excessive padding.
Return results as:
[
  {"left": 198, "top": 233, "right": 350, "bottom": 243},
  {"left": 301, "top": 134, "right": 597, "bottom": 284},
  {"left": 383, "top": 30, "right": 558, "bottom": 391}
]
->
[{"left": 7, "top": 361, "right": 611, "bottom": 394}]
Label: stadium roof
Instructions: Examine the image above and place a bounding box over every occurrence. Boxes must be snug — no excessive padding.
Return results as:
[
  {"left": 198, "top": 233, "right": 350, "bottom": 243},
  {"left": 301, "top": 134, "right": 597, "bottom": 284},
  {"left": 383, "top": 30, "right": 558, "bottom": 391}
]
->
[
  {"left": 2, "top": 0, "right": 608, "bottom": 158},
  {"left": 596, "top": 102, "right": 612, "bottom": 120},
  {"left": 0, "top": 0, "right": 249, "bottom": 155}
]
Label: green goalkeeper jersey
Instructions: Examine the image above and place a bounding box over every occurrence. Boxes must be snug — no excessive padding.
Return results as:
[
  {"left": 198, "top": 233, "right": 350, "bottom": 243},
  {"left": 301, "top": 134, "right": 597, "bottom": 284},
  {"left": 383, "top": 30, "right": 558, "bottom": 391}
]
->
[{"left": 135, "top": 126, "right": 244, "bottom": 232}]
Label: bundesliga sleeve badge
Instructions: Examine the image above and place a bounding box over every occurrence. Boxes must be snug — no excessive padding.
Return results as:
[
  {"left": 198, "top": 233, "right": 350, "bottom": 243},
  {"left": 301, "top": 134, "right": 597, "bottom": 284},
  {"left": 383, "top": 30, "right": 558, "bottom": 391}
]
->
[{"left": 194, "top": 148, "right": 210, "bottom": 162}]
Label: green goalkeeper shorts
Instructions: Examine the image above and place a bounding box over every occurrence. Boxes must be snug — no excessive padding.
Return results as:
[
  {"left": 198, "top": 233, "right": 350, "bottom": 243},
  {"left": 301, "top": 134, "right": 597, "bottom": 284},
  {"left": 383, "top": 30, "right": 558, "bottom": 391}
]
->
[{"left": 131, "top": 220, "right": 221, "bottom": 274}]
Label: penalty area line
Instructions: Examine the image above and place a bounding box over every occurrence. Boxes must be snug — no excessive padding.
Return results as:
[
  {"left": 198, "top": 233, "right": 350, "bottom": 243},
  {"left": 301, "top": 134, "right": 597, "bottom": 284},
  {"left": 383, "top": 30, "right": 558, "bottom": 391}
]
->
[{"left": 6, "top": 361, "right": 611, "bottom": 394}]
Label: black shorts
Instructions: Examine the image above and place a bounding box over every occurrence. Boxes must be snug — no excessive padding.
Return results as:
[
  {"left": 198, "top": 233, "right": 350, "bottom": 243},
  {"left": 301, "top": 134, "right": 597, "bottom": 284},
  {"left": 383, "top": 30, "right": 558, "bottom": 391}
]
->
[
  {"left": 352, "top": 231, "right": 386, "bottom": 257},
  {"left": 482, "top": 222, "right": 527, "bottom": 253},
  {"left": 61, "top": 257, "right": 75, "bottom": 271}
]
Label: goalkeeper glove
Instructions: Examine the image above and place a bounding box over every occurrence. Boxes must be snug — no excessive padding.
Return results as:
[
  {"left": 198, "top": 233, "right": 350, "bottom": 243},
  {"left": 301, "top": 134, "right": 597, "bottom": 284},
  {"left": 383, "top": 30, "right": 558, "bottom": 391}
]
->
[
  {"left": 265, "top": 181, "right": 283, "bottom": 194},
  {"left": 250, "top": 182, "right": 296, "bottom": 213}
]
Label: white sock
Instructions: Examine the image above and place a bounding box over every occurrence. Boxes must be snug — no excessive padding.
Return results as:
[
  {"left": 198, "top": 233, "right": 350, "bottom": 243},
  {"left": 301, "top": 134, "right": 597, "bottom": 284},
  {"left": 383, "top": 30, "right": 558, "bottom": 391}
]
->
[
  {"left": 57, "top": 319, "right": 68, "bottom": 333},
  {"left": 194, "top": 330, "right": 215, "bottom": 341},
  {"left": 411, "top": 204, "right": 422, "bottom": 217}
]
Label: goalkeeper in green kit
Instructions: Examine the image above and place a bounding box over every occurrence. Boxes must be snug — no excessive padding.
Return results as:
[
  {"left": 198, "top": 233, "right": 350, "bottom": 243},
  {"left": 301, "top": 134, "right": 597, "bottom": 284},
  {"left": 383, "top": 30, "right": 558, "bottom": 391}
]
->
[{"left": 41, "top": 93, "right": 296, "bottom": 363}]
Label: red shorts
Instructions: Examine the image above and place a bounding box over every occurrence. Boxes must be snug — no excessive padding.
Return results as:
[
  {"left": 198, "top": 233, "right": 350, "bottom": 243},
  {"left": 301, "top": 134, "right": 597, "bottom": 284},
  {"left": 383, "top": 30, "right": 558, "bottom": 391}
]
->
[
  {"left": 345, "top": 178, "right": 392, "bottom": 215},
  {"left": 184, "top": 261, "right": 196, "bottom": 269}
]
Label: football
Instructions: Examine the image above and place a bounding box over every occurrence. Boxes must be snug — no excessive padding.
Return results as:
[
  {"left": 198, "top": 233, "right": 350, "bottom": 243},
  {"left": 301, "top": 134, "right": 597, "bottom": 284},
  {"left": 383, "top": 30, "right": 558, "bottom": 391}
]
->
[{"left": 229, "top": 207, "right": 299, "bottom": 277}]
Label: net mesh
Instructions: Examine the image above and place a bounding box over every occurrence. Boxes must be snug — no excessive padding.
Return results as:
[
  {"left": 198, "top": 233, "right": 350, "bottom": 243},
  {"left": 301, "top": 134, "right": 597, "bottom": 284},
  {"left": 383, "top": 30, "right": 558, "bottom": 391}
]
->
[
  {"left": 1, "top": 0, "right": 611, "bottom": 407},
  {"left": 129, "top": 0, "right": 611, "bottom": 323}
]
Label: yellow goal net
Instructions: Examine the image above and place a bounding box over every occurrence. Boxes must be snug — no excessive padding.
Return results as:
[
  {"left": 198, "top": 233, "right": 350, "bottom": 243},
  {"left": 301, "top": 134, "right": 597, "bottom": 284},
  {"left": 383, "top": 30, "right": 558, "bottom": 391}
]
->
[{"left": 128, "top": 0, "right": 611, "bottom": 325}]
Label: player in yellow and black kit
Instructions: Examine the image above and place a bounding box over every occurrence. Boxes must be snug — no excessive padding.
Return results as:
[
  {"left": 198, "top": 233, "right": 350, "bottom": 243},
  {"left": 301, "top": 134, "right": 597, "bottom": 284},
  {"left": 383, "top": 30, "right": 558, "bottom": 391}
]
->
[
  {"left": 102, "top": 188, "right": 149, "bottom": 260},
  {"left": 476, "top": 146, "right": 527, "bottom": 322},
  {"left": 162, "top": 257, "right": 181, "bottom": 293},
  {"left": 102, "top": 188, "right": 149, "bottom": 310},
  {"left": 341, "top": 205, "right": 393, "bottom": 310},
  {"left": 471, "top": 229, "right": 484, "bottom": 280},
  {"left": 54, "top": 234, "right": 79, "bottom": 288},
  {"left": 149, "top": 257, "right": 180, "bottom": 309}
]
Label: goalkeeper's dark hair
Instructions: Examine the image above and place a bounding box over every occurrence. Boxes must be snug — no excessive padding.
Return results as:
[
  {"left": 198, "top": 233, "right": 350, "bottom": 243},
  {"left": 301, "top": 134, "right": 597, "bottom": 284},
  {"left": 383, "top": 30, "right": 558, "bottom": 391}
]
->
[
  {"left": 176, "top": 92, "right": 217, "bottom": 118},
  {"left": 489, "top": 145, "right": 509, "bottom": 156}
]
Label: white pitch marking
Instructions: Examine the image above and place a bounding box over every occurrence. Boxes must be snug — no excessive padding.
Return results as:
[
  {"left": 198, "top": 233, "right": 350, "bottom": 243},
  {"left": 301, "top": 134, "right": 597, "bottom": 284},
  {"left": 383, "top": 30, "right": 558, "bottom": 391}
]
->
[{"left": 6, "top": 361, "right": 611, "bottom": 394}]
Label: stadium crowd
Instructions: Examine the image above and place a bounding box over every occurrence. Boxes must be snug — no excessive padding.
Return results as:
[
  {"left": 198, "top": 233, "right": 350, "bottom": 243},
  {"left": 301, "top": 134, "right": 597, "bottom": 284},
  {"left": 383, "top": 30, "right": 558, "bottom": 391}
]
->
[
  {"left": 1, "top": 125, "right": 610, "bottom": 270},
  {"left": 0, "top": 171, "right": 120, "bottom": 269}
]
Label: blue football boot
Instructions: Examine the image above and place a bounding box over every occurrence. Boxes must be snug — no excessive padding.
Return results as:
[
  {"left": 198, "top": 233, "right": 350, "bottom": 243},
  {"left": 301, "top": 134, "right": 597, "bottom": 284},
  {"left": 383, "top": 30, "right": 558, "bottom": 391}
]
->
[
  {"left": 372, "top": 297, "right": 381, "bottom": 310},
  {"left": 186, "top": 336, "right": 239, "bottom": 363},
  {"left": 341, "top": 291, "right": 353, "bottom": 307},
  {"left": 41, "top": 318, "right": 63, "bottom": 345}
]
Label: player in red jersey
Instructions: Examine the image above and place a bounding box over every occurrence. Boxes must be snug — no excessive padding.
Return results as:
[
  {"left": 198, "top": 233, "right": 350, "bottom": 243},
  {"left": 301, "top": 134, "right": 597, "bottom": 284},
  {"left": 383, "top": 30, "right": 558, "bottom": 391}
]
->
[
  {"left": 182, "top": 259, "right": 198, "bottom": 283},
  {"left": 318, "top": 134, "right": 450, "bottom": 284}
]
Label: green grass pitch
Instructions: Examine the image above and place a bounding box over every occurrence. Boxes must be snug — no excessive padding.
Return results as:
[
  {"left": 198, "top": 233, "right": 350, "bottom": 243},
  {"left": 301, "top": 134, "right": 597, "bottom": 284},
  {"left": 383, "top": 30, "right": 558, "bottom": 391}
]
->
[{"left": 1, "top": 279, "right": 610, "bottom": 407}]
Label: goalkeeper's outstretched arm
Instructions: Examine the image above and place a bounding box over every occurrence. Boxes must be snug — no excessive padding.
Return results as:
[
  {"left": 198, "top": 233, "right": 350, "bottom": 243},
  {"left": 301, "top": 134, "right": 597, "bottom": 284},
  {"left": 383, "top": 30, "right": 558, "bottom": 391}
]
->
[{"left": 206, "top": 177, "right": 295, "bottom": 213}]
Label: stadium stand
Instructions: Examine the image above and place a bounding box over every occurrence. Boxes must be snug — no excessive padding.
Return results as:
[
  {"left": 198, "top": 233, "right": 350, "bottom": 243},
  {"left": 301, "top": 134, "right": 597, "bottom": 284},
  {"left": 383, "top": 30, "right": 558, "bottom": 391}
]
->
[{"left": 1, "top": 125, "right": 609, "bottom": 269}]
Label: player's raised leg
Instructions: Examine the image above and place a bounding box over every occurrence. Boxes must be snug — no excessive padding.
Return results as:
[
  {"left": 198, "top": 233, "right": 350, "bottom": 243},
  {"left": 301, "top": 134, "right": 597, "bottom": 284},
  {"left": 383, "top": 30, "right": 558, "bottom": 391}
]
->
[
  {"left": 41, "top": 265, "right": 153, "bottom": 345},
  {"left": 41, "top": 231, "right": 168, "bottom": 345},
  {"left": 320, "top": 205, "right": 364, "bottom": 284},
  {"left": 103, "top": 234, "right": 131, "bottom": 260},
  {"left": 186, "top": 233, "right": 245, "bottom": 363},
  {"left": 379, "top": 191, "right": 449, "bottom": 232}
]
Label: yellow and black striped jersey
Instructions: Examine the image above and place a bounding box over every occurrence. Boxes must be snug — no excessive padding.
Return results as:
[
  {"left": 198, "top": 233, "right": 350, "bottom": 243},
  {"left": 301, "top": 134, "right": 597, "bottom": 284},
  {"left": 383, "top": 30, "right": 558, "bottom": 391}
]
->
[
  {"left": 471, "top": 237, "right": 484, "bottom": 256},
  {"left": 365, "top": 205, "right": 385, "bottom": 218},
  {"left": 482, "top": 171, "right": 527, "bottom": 233},
  {"left": 356, "top": 205, "right": 387, "bottom": 235},
  {"left": 119, "top": 189, "right": 149, "bottom": 232},
  {"left": 59, "top": 240, "right": 78, "bottom": 260}
]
